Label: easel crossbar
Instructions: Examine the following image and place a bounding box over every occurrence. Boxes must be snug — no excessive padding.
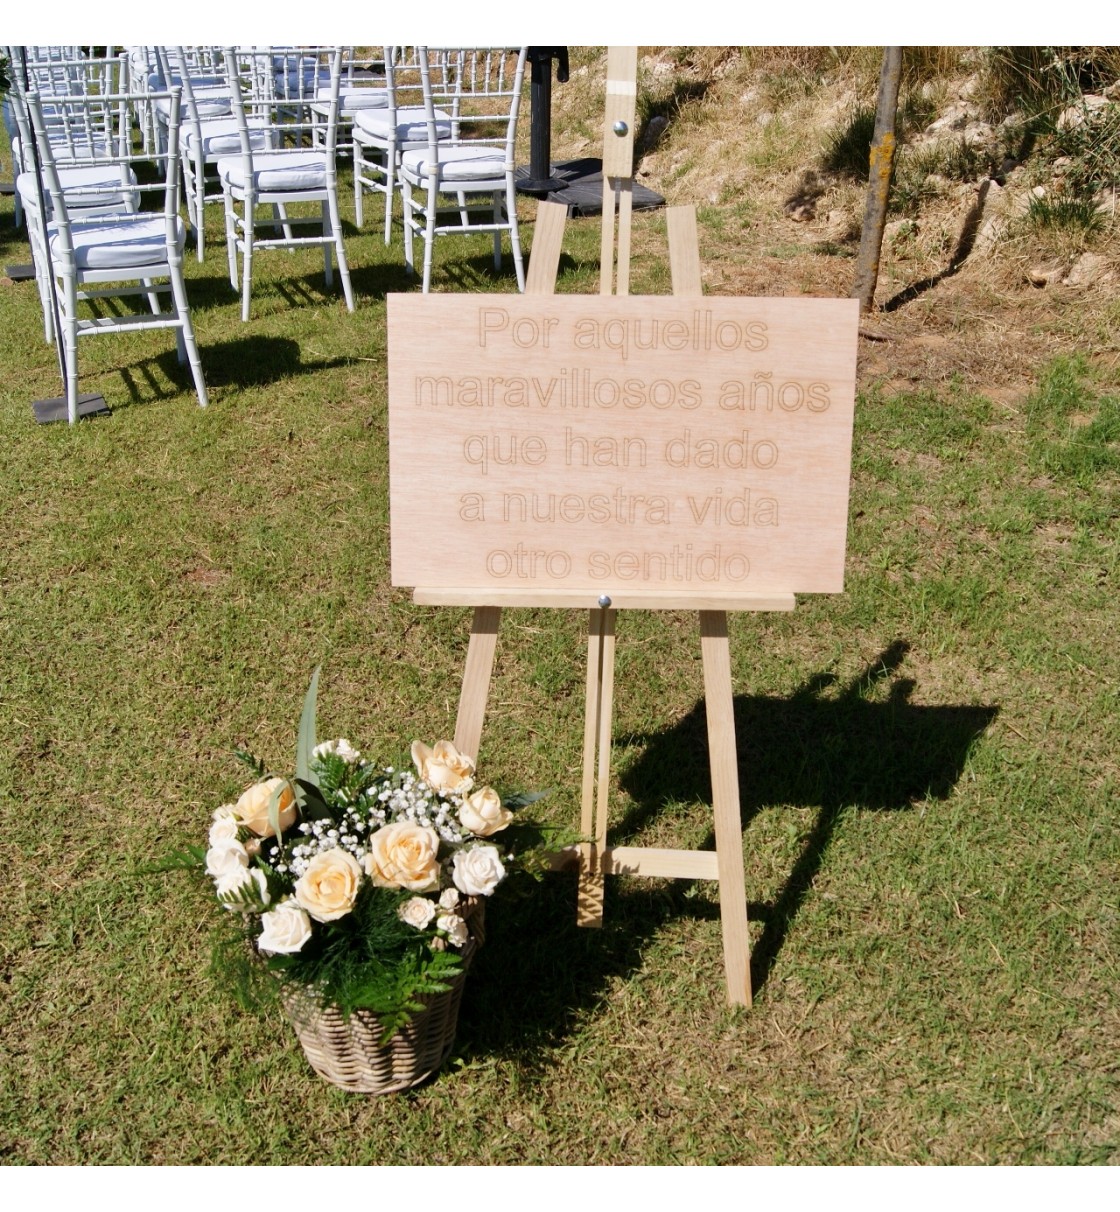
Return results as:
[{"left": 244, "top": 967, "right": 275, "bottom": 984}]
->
[{"left": 551, "top": 845, "right": 721, "bottom": 880}]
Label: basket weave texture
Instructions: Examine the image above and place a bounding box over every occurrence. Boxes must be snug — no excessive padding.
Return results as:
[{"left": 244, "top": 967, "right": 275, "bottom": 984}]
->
[{"left": 280, "top": 898, "right": 485, "bottom": 1095}]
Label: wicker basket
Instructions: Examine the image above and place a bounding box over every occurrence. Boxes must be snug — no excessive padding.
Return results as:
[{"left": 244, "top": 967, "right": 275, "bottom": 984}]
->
[{"left": 280, "top": 898, "right": 484, "bottom": 1095}]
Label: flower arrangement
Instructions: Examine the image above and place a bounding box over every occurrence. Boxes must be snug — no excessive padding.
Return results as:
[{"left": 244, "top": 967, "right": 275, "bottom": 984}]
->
[{"left": 175, "top": 669, "right": 550, "bottom": 1041}]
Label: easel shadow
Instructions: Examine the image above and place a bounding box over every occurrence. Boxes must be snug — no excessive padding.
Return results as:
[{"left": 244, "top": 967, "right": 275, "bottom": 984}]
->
[
  {"left": 458, "top": 641, "right": 996, "bottom": 1064},
  {"left": 617, "top": 640, "right": 998, "bottom": 993}
]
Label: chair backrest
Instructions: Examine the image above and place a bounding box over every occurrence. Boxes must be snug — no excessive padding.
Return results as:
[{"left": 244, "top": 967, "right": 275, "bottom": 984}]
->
[
  {"left": 13, "top": 47, "right": 124, "bottom": 103},
  {"left": 25, "top": 85, "right": 185, "bottom": 277},
  {"left": 148, "top": 44, "right": 224, "bottom": 90},
  {"left": 417, "top": 47, "right": 527, "bottom": 156},
  {"left": 242, "top": 44, "right": 349, "bottom": 138},
  {"left": 221, "top": 45, "right": 344, "bottom": 166},
  {"left": 8, "top": 48, "right": 132, "bottom": 161}
]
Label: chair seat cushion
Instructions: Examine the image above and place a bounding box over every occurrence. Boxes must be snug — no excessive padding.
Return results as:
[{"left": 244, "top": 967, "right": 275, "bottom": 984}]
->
[
  {"left": 316, "top": 84, "right": 389, "bottom": 112},
  {"left": 147, "top": 70, "right": 223, "bottom": 91},
  {"left": 13, "top": 133, "right": 115, "bottom": 163},
  {"left": 181, "top": 118, "right": 274, "bottom": 158},
  {"left": 354, "top": 105, "right": 451, "bottom": 144},
  {"left": 156, "top": 89, "right": 230, "bottom": 120},
  {"left": 18, "top": 163, "right": 139, "bottom": 212},
  {"left": 51, "top": 214, "right": 185, "bottom": 271},
  {"left": 401, "top": 143, "right": 509, "bottom": 183},
  {"left": 218, "top": 150, "right": 328, "bottom": 193}
]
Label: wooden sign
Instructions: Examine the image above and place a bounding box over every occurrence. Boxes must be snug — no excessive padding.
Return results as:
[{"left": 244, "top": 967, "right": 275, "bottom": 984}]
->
[{"left": 388, "top": 294, "right": 859, "bottom": 596}]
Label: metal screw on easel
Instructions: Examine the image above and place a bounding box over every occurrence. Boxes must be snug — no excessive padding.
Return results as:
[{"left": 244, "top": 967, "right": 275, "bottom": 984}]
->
[
  {"left": 598, "top": 595, "right": 612, "bottom": 609},
  {"left": 612, "top": 121, "right": 628, "bottom": 136}
]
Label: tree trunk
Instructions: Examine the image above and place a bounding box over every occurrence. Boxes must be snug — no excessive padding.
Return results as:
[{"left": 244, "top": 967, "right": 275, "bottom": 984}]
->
[{"left": 851, "top": 47, "right": 903, "bottom": 314}]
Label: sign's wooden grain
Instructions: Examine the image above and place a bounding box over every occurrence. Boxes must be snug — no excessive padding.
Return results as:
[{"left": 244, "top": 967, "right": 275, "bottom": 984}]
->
[{"left": 389, "top": 293, "right": 859, "bottom": 597}]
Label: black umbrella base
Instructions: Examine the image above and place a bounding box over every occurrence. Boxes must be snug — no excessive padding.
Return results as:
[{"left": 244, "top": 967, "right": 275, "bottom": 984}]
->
[{"left": 516, "top": 158, "right": 665, "bottom": 217}]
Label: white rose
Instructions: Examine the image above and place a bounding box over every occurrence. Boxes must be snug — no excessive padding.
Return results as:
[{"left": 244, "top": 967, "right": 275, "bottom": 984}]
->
[
  {"left": 258, "top": 900, "right": 313, "bottom": 954},
  {"left": 458, "top": 785, "right": 513, "bottom": 837},
  {"left": 364, "top": 821, "right": 441, "bottom": 892},
  {"left": 410, "top": 740, "right": 475, "bottom": 795},
  {"left": 215, "top": 866, "right": 270, "bottom": 911},
  {"left": 208, "top": 811, "right": 241, "bottom": 848},
  {"left": 206, "top": 839, "right": 248, "bottom": 879},
  {"left": 437, "top": 913, "right": 469, "bottom": 948},
  {"left": 451, "top": 845, "right": 506, "bottom": 897},
  {"left": 294, "top": 848, "right": 364, "bottom": 922},
  {"left": 438, "top": 887, "right": 460, "bottom": 910},
  {"left": 313, "top": 738, "right": 362, "bottom": 763},
  {"left": 398, "top": 896, "right": 438, "bottom": 930},
  {"left": 234, "top": 777, "right": 297, "bottom": 838}
]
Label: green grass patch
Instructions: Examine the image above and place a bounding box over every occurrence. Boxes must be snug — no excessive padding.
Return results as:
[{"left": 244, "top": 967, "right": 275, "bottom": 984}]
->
[{"left": 1, "top": 116, "right": 1118, "bottom": 1165}]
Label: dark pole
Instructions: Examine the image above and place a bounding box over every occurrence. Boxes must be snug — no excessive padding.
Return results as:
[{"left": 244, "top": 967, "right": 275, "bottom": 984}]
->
[{"left": 516, "top": 46, "right": 569, "bottom": 195}]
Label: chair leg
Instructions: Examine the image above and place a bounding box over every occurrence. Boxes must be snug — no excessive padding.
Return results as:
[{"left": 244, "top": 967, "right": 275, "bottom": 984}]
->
[
  {"left": 384, "top": 142, "right": 396, "bottom": 245},
  {"left": 277, "top": 202, "right": 294, "bottom": 244},
  {"left": 422, "top": 178, "right": 438, "bottom": 294},
  {"left": 143, "top": 278, "right": 162, "bottom": 315},
  {"left": 241, "top": 201, "right": 255, "bottom": 323},
  {"left": 321, "top": 199, "right": 334, "bottom": 288},
  {"left": 168, "top": 268, "right": 208, "bottom": 408},
  {"left": 223, "top": 187, "right": 239, "bottom": 290},
  {"left": 63, "top": 317, "right": 79, "bottom": 425},
  {"left": 327, "top": 189, "right": 354, "bottom": 313},
  {"left": 507, "top": 181, "right": 525, "bottom": 292},
  {"left": 353, "top": 136, "right": 364, "bottom": 228},
  {"left": 194, "top": 154, "right": 206, "bottom": 263},
  {"left": 492, "top": 191, "right": 502, "bottom": 271},
  {"left": 402, "top": 177, "right": 415, "bottom": 276}
]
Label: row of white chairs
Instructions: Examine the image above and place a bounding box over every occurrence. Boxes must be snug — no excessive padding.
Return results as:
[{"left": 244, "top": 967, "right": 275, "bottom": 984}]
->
[{"left": 4, "top": 45, "right": 529, "bottom": 423}]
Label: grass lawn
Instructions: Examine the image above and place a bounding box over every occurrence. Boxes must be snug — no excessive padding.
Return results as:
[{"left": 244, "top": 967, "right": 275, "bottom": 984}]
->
[{"left": 1, "top": 65, "right": 1118, "bottom": 1165}]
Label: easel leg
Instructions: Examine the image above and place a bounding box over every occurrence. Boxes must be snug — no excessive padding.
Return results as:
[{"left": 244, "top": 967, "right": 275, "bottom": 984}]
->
[
  {"left": 699, "top": 610, "right": 753, "bottom": 1008},
  {"left": 578, "top": 605, "right": 616, "bottom": 926},
  {"left": 453, "top": 606, "right": 501, "bottom": 763},
  {"left": 599, "top": 177, "right": 617, "bottom": 296}
]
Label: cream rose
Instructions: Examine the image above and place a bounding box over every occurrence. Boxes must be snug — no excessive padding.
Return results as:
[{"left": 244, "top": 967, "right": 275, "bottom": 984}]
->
[
  {"left": 234, "top": 777, "right": 297, "bottom": 838},
  {"left": 437, "top": 912, "right": 469, "bottom": 948},
  {"left": 258, "top": 900, "right": 312, "bottom": 954},
  {"left": 438, "top": 887, "right": 460, "bottom": 911},
  {"left": 458, "top": 786, "right": 513, "bottom": 837},
  {"left": 411, "top": 740, "right": 475, "bottom": 795},
  {"left": 363, "top": 822, "right": 441, "bottom": 892},
  {"left": 398, "top": 896, "right": 438, "bottom": 930},
  {"left": 294, "top": 848, "right": 363, "bottom": 922},
  {"left": 451, "top": 845, "right": 506, "bottom": 897}
]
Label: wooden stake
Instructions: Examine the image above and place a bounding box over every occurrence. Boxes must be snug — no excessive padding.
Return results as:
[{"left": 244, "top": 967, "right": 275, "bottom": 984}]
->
[{"left": 851, "top": 47, "right": 903, "bottom": 314}]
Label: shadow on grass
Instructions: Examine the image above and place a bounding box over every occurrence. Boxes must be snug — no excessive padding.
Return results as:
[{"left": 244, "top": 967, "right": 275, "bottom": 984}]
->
[
  {"left": 460, "top": 641, "right": 997, "bottom": 1063},
  {"left": 619, "top": 639, "right": 998, "bottom": 994},
  {"left": 196, "top": 335, "right": 353, "bottom": 390},
  {"left": 87, "top": 334, "right": 353, "bottom": 411}
]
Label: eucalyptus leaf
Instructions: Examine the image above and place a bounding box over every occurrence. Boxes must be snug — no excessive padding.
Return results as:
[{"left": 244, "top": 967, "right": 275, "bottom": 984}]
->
[
  {"left": 502, "top": 789, "right": 550, "bottom": 810},
  {"left": 295, "top": 665, "right": 321, "bottom": 788},
  {"left": 267, "top": 779, "right": 293, "bottom": 848}
]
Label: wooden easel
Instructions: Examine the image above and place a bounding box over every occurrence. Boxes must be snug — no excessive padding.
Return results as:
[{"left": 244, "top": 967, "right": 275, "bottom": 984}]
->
[{"left": 413, "top": 50, "right": 802, "bottom": 1008}]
